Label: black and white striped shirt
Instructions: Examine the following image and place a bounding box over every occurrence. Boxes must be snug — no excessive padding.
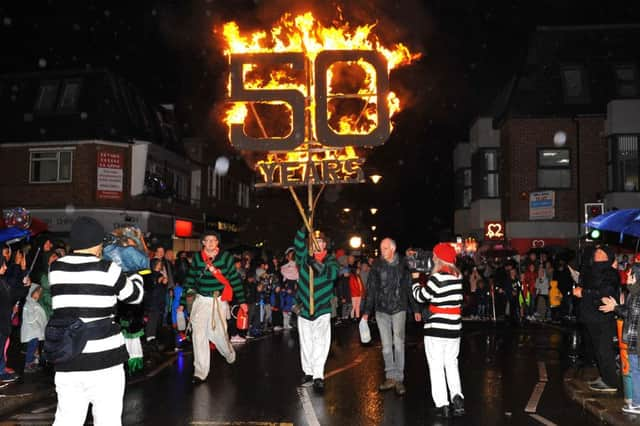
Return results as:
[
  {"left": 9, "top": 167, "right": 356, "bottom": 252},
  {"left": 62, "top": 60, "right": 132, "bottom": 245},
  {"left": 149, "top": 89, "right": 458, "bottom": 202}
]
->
[
  {"left": 412, "top": 272, "right": 463, "bottom": 338},
  {"left": 48, "top": 254, "right": 144, "bottom": 372}
]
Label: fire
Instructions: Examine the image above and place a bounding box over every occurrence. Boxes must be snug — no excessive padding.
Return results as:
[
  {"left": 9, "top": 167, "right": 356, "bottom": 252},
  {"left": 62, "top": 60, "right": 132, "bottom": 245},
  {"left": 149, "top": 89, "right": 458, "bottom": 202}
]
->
[{"left": 221, "top": 11, "right": 420, "bottom": 140}]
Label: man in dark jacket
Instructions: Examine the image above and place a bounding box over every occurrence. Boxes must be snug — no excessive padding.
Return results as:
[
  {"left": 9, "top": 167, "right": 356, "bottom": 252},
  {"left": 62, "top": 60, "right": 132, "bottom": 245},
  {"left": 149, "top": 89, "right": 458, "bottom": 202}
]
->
[
  {"left": 573, "top": 245, "right": 620, "bottom": 392},
  {"left": 362, "top": 238, "right": 421, "bottom": 396}
]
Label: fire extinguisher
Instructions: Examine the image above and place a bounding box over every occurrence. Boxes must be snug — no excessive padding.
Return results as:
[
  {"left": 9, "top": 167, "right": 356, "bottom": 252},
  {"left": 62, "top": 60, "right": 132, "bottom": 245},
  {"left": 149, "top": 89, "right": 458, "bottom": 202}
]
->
[{"left": 236, "top": 304, "right": 249, "bottom": 330}]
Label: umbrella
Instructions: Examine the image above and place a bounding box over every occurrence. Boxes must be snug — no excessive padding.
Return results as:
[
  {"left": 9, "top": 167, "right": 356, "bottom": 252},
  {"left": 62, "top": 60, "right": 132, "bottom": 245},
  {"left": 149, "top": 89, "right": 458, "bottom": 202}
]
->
[
  {"left": 586, "top": 208, "right": 640, "bottom": 242},
  {"left": 0, "top": 227, "right": 30, "bottom": 245}
]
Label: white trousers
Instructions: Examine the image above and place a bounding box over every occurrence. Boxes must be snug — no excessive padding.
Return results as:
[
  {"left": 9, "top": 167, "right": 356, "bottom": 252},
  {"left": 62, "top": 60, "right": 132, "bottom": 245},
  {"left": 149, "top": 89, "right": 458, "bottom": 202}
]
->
[
  {"left": 298, "top": 314, "right": 331, "bottom": 379},
  {"left": 53, "top": 364, "right": 125, "bottom": 426},
  {"left": 424, "top": 336, "right": 463, "bottom": 408},
  {"left": 191, "top": 295, "right": 235, "bottom": 380}
]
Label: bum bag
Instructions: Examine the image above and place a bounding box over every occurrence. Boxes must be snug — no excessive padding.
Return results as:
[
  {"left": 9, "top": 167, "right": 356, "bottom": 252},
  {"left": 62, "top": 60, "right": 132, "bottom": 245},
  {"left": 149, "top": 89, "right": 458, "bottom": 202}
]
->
[{"left": 44, "top": 316, "right": 115, "bottom": 365}]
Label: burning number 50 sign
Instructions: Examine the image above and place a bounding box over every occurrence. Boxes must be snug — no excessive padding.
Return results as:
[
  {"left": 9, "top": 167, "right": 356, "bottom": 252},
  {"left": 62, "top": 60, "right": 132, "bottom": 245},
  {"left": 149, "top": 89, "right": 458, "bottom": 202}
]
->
[{"left": 228, "top": 50, "right": 390, "bottom": 151}]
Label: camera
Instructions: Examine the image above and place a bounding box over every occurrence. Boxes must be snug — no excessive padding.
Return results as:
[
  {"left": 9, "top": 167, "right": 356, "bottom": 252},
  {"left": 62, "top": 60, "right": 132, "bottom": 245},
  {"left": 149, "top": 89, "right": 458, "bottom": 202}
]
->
[{"left": 405, "top": 248, "right": 433, "bottom": 273}]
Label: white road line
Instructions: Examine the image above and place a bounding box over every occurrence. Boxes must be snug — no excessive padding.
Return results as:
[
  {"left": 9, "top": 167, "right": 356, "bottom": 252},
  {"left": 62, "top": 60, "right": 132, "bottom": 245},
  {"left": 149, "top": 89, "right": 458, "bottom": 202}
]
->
[
  {"left": 529, "top": 413, "right": 558, "bottom": 426},
  {"left": 525, "top": 382, "right": 546, "bottom": 413},
  {"left": 537, "top": 361, "right": 548, "bottom": 382},
  {"left": 31, "top": 402, "right": 57, "bottom": 413},
  {"left": 296, "top": 387, "right": 321, "bottom": 426}
]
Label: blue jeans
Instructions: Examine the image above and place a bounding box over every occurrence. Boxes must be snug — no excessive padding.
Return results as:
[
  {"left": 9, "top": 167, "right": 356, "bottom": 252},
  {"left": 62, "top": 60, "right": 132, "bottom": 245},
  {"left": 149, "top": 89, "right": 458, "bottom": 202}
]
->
[
  {"left": 629, "top": 354, "right": 640, "bottom": 405},
  {"left": 375, "top": 311, "right": 406, "bottom": 382},
  {"left": 25, "top": 338, "right": 39, "bottom": 365}
]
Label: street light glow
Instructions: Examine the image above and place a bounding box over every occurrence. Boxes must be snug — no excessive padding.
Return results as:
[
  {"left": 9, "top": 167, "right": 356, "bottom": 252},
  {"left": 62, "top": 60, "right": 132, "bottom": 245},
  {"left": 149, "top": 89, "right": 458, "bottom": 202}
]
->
[
  {"left": 343, "top": 208, "right": 351, "bottom": 213},
  {"left": 349, "top": 235, "right": 362, "bottom": 249},
  {"left": 371, "top": 225, "right": 376, "bottom": 231},
  {"left": 369, "top": 174, "right": 382, "bottom": 184},
  {"left": 370, "top": 208, "right": 378, "bottom": 215}
]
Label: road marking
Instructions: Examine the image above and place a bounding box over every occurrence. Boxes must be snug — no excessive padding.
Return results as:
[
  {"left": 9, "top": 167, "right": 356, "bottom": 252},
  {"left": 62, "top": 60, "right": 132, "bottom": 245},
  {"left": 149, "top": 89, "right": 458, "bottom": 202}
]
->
[
  {"left": 296, "top": 387, "right": 321, "bottom": 426},
  {"left": 529, "top": 413, "right": 558, "bottom": 426},
  {"left": 537, "top": 361, "right": 548, "bottom": 382},
  {"left": 31, "top": 402, "right": 57, "bottom": 413},
  {"left": 10, "top": 413, "right": 55, "bottom": 420},
  {"left": 525, "top": 382, "right": 546, "bottom": 413},
  {"left": 324, "top": 353, "right": 365, "bottom": 379}
]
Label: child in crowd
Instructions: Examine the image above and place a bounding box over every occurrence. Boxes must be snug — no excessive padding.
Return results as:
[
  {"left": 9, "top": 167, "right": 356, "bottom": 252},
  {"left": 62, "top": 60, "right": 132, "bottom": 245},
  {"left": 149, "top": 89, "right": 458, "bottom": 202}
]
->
[
  {"left": 281, "top": 285, "right": 295, "bottom": 329},
  {"left": 475, "top": 280, "right": 490, "bottom": 320},
  {"left": 271, "top": 286, "right": 283, "bottom": 331},
  {"left": 171, "top": 284, "right": 189, "bottom": 351},
  {"left": 549, "top": 279, "right": 562, "bottom": 323},
  {"left": 20, "top": 284, "right": 46, "bottom": 373}
]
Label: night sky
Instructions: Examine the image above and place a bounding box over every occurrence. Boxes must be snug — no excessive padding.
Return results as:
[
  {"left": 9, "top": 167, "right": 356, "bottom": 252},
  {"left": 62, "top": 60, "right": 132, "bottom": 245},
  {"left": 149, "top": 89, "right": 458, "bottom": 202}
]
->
[{"left": 2, "top": 0, "right": 639, "bottom": 251}]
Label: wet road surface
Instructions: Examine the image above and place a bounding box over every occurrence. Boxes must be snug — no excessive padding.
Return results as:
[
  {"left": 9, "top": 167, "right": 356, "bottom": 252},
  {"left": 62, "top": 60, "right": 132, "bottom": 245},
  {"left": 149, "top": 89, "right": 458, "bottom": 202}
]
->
[{"left": 2, "top": 320, "right": 599, "bottom": 425}]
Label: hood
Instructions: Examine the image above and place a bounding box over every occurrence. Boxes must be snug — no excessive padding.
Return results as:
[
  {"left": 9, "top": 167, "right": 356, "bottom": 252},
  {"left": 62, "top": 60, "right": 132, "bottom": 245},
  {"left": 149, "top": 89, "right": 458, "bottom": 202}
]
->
[{"left": 27, "top": 283, "right": 41, "bottom": 301}]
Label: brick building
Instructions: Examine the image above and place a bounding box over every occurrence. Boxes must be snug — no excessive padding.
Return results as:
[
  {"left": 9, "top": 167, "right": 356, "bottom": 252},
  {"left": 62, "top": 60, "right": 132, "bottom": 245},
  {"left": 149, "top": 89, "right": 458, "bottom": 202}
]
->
[
  {"left": 454, "top": 25, "right": 640, "bottom": 253},
  {"left": 0, "top": 68, "right": 256, "bottom": 251}
]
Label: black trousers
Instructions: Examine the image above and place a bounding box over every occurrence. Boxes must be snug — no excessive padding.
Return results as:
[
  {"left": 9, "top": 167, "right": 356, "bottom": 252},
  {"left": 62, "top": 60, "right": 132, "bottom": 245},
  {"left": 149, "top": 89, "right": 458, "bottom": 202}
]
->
[{"left": 585, "top": 320, "right": 618, "bottom": 387}]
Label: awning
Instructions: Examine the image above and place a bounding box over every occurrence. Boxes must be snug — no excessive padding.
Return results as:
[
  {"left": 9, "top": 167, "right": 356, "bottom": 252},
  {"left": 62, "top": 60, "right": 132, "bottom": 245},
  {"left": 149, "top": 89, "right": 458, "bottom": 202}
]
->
[{"left": 509, "top": 238, "right": 569, "bottom": 255}]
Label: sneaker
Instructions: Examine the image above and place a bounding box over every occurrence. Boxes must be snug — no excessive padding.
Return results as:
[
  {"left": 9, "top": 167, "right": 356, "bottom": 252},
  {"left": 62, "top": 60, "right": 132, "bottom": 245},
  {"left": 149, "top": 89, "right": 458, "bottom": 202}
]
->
[
  {"left": 191, "top": 376, "right": 206, "bottom": 385},
  {"left": 0, "top": 372, "right": 17, "bottom": 383},
  {"left": 452, "top": 394, "right": 465, "bottom": 416},
  {"left": 589, "top": 381, "right": 618, "bottom": 393},
  {"left": 313, "top": 378, "right": 325, "bottom": 393},
  {"left": 301, "top": 374, "right": 313, "bottom": 387},
  {"left": 245, "top": 334, "right": 255, "bottom": 340},
  {"left": 230, "top": 335, "right": 246, "bottom": 344},
  {"left": 588, "top": 376, "right": 603, "bottom": 385},
  {"left": 4, "top": 367, "right": 15, "bottom": 374},
  {"left": 23, "top": 363, "right": 40, "bottom": 374},
  {"left": 378, "top": 378, "right": 396, "bottom": 391},
  {"left": 394, "top": 382, "right": 406, "bottom": 396},
  {"left": 622, "top": 404, "right": 640, "bottom": 414},
  {"left": 273, "top": 326, "right": 283, "bottom": 331}
]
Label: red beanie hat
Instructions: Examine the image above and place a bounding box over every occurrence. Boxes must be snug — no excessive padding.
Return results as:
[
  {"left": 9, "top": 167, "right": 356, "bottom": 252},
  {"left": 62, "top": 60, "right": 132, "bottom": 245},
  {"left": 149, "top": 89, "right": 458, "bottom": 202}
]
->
[{"left": 433, "top": 243, "right": 457, "bottom": 264}]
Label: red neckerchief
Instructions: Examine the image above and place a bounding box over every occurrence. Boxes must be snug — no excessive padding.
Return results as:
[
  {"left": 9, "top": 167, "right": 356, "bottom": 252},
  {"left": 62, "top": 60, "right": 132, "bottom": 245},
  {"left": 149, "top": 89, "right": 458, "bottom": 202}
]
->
[
  {"left": 201, "top": 248, "right": 233, "bottom": 302},
  {"left": 313, "top": 250, "right": 327, "bottom": 263}
]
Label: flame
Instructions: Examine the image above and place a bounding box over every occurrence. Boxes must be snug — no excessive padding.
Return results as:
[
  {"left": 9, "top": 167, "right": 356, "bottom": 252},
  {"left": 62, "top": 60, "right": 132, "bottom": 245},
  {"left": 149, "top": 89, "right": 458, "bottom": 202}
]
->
[{"left": 222, "top": 11, "right": 419, "bottom": 140}]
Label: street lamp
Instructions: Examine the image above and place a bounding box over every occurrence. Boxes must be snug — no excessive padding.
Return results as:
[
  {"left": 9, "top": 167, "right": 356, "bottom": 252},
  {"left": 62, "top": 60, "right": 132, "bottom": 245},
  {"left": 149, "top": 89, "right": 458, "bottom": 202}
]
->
[
  {"left": 371, "top": 225, "right": 376, "bottom": 231},
  {"left": 370, "top": 208, "right": 378, "bottom": 215},
  {"left": 349, "top": 235, "right": 362, "bottom": 249},
  {"left": 369, "top": 174, "right": 383, "bottom": 184},
  {"left": 342, "top": 208, "right": 351, "bottom": 213}
]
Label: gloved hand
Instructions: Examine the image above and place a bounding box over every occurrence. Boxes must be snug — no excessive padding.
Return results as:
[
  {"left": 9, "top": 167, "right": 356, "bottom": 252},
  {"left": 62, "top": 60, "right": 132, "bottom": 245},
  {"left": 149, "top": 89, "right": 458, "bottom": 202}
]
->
[{"left": 307, "top": 256, "right": 324, "bottom": 275}]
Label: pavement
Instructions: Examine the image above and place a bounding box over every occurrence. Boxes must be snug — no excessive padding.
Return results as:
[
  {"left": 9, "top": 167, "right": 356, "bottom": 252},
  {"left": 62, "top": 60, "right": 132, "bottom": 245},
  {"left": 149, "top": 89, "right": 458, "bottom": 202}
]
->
[
  {"left": 0, "top": 335, "right": 179, "bottom": 420},
  {"left": 564, "top": 365, "right": 640, "bottom": 426}
]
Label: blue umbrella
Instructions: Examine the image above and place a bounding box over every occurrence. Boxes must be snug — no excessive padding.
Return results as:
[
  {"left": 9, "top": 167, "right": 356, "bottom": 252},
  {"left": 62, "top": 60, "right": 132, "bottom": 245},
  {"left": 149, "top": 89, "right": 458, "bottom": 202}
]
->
[
  {"left": 0, "top": 227, "right": 30, "bottom": 245},
  {"left": 586, "top": 208, "right": 640, "bottom": 242}
]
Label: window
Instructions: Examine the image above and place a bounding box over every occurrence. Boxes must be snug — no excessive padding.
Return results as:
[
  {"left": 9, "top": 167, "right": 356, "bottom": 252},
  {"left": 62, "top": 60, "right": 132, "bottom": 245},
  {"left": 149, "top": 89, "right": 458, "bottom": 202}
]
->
[
  {"left": 614, "top": 65, "right": 638, "bottom": 98},
  {"left": 561, "top": 66, "right": 590, "bottom": 104},
  {"left": 608, "top": 135, "right": 639, "bottom": 192},
  {"left": 34, "top": 81, "right": 60, "bottom": 112},
  {"left": 57, "top": 79, "right": 82, "bottom": 111},
  {"left": 30, "top": 149, "right": 73, "bottom": 183},
  {"left": 454, "top": 168, "right": 472, "bottom": 209},
  {"left": 472, "top": 149, "right": 499, "bottom": 199},
  {"left": 538, "top": 149, "right": 571, "bottom": 189}
]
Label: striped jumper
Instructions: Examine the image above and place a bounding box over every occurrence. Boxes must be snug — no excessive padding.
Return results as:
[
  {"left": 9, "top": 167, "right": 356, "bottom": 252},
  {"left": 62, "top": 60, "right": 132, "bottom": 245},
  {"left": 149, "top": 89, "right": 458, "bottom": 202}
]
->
[
  {"left": 412, "top": 272, "right": 464, "bottom": 338},
  {"left": 48, "top": 254, "right": 144, "bottom": 371}
]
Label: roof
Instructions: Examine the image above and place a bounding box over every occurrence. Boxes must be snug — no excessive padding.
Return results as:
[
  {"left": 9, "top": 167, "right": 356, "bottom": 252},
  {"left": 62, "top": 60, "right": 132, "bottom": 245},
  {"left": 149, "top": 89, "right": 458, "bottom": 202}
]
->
[
  {"left": 494, "top": 24, "right": 640, "bottom": 125},
  {"left": 0, "top": 68, "right": 180, "bottom": 149}
]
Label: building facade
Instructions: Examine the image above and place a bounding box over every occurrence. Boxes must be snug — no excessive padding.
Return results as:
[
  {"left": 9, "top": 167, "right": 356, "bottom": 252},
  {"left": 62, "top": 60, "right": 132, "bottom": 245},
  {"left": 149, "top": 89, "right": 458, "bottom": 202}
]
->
[
  {"left": 0, "top": 69, "right": 256, "bottom": 251},
  {"left": 454, "top": 25, "right": 640, "bottom": 253}
]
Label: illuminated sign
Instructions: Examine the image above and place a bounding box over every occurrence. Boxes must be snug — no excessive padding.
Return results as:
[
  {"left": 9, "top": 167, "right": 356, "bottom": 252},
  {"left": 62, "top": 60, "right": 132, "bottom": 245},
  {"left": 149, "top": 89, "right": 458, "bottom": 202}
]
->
[{"left": 484, "top": 221, "right": 505, "bottom": 241}]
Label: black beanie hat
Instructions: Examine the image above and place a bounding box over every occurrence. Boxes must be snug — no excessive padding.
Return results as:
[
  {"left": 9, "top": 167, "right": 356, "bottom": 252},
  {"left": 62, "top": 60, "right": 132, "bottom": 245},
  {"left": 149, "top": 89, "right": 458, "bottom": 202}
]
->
[
  {"left": 70, "top": 216, "right": 105, "bottom": 250},
  {"left": 202, "top": 229, "right": 221, "bottom": 244}
]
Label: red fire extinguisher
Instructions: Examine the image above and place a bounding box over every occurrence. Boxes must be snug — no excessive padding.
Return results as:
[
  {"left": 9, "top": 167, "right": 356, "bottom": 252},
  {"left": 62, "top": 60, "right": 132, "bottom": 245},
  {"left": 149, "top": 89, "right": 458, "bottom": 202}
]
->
[{"left": 236, "top": 304, "right": 249, "bottom": 330}]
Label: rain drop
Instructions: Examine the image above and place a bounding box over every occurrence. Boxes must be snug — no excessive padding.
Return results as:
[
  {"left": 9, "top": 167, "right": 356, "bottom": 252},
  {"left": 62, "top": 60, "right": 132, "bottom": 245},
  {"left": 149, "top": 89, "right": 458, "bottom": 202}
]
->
[
  {"left": 214, "top": 156, "right": 230, "bottom": 176},
  {"left": 38, "top": 58, "right": 47, "bottom": 68}
]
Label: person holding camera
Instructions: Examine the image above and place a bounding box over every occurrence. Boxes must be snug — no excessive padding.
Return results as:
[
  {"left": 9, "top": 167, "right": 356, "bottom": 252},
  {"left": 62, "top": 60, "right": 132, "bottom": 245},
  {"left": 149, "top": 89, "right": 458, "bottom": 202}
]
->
[
  {"left": 362, "top": 238, "right": 421, "bottom": 396},
  {"left": 182, "top": 230, "right": 247, "bottom": 384},
  {"left": 293, "top": 228, "right": 338, "bottom": 393},
  {"left": 47, "top": 216, "right": 144, "bottom": 425},
  {"left": 411, "top": 242, "right": 464, "bottom": 418}
]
